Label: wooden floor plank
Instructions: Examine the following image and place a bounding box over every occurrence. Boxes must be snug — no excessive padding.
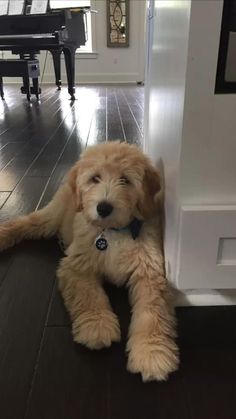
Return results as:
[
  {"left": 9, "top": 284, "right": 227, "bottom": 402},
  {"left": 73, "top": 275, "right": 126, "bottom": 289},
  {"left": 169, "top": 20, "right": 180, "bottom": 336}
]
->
[
  {"left": 72, "top": 90, "right": 102, "bottom": 146},
  {"left": 0, "top": 177, "right": 49, "bottom": 221},
  {"left": 176, "top": 306, "right": 236, "bottom": 419},
  {"left": 0, "top": 191, "right": 10, "bottom": 208},
  {"left": 0, "top": 89, "right": 65, "bottom": 146},
  {"left": 46, "top": 282, "right": 70, "bottom": 327},
  {"left": 37, "top": 129, "right": 82, "bottom": 209},
  {"left": 26, "top": 120, "right": 76, "bottom": 177},
  {"left": 107, "top": 351, "right": 188, "bottom": 419},
  {"left": 0, "top": 99, "right": 78, "bottom": 191},
  {"left": 115, "top": 90, "right": 143, "bottom": 145},
  {"left": 0, "top": 240, "right": 61, "bottom": 419},
  {"left": 0, "top": 87, "right": 56, "bottom": 143},
  {"left": 107, "top": 89, "right": 125, "bottom": 141},
  {"left": 180, "top": 347, "right": 236, "bottom": 419},
  {"left": 24, "top": 327, "right": 108, "bottom": 419},
  {"left": 176, "top": 306, "right": 231, "bottom": 348},
  {"left": 0, "top": 143, "right": 28, "bottom": 170},
  {"left": 123, "top": 86, "right": 144, "bottom": 109},
  {"left": 0, "top": 142, "right": 47, "bottom": 191},
  {"left": 0, "top": 249, "right": 13, "bottom": 287},
  {"left": 86, "top": 97, "right": 107, "bottom": 146},
  {"left": 122, "top": 89, "right": 144, "bottom": 133}
]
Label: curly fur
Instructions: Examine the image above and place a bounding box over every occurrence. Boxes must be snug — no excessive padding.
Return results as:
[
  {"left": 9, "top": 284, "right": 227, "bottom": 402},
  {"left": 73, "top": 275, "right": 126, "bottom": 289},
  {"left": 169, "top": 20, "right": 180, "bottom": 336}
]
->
[{"left": 0, "top": 141, "right": 179, "bottom": 381}]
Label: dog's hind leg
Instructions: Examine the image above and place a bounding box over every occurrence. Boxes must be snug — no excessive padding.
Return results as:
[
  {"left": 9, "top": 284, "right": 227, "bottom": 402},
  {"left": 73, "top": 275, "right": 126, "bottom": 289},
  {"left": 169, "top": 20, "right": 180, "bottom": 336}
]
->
[
  {"left": 0, "top": 204, "right": 59, "bottom": 251},
  {"left": 0, "top": 185, "right": 70, "bottom": 251}
]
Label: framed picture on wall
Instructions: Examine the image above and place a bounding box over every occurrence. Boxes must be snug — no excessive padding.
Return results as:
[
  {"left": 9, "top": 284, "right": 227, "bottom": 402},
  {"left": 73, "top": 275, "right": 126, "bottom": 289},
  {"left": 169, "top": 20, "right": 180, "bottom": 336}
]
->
[{"left": 107, "top": 0, "right": 129, "bottom": 47}]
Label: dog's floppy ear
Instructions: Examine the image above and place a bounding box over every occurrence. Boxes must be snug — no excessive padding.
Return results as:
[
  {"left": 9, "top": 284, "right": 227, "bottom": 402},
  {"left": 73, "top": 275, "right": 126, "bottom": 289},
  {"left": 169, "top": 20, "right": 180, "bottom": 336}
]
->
[
  {"left": 68, "top": 163, "right": 83, "bottom": 211},
  {"left": 137, "top": 163, "right": 161, "bottom": 219}
]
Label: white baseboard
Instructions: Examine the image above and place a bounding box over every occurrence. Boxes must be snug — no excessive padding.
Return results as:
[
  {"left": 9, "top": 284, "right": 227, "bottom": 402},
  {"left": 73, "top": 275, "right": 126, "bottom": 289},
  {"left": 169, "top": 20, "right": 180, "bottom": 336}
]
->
[
  {"left": 43, "top": 73, "right": 142, "bottom": 84},
  {"left": 2, "top": 73, "right": 142, "bottom": 85},
  {"left": 175, "top": 288, "right": 236, "bottom": 306}
]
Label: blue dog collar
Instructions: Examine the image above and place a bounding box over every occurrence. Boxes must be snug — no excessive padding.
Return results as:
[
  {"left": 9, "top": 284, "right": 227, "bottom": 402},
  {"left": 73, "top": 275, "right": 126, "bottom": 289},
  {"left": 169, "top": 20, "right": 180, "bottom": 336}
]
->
[
  {"left": 95, "top": 218, "right": 143, "bottom": 251},
  {"left": 111, "top": 218, "right": 143, "bottom": 240}
]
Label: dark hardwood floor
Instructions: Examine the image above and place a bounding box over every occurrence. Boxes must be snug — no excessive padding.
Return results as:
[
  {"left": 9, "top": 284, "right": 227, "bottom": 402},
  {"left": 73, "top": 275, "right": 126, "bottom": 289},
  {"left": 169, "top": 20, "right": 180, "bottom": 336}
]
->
[{"left": 0, "top": 85, "right": 235, "bottom": 419}]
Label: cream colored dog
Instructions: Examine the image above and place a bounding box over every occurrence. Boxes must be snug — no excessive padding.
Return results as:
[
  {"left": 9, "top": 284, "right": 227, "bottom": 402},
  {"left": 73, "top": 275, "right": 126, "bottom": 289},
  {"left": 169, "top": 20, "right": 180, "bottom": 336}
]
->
[{"left": 0, "top": 141, "right": 179, "bottom": 381}]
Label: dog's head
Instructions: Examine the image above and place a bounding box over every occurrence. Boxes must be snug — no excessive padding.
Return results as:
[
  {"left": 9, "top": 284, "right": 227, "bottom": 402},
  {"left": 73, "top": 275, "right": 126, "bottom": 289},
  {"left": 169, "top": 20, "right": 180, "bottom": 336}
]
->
[{"left": 69, "top": 142, "right": 161, "bottom": 229}]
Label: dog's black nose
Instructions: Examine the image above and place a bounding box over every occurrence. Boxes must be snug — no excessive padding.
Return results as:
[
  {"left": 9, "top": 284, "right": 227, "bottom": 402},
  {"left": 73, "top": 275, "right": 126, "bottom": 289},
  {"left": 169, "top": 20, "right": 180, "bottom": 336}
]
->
[{"left": 97, "top": 201, "right": 113, "bottom": 218}]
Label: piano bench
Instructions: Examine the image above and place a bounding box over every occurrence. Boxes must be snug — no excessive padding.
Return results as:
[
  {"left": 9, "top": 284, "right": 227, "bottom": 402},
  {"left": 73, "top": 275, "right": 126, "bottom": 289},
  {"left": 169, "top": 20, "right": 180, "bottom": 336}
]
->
[{"left": 0, "top": 59, "right": 40, "bottom": 100}]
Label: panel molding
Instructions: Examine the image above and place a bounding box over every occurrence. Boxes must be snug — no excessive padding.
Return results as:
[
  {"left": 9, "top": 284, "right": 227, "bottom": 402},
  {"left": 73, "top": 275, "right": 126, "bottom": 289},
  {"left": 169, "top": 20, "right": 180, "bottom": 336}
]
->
[{"left": 176, "top": 205, "right": 236, "bottom": 290}]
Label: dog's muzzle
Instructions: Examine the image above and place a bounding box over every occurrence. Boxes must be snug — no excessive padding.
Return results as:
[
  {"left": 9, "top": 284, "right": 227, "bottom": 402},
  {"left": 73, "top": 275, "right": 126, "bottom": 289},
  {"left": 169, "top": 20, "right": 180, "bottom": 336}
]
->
[{"left": 97, "top": 201, "right": 113, "bottom": 218}]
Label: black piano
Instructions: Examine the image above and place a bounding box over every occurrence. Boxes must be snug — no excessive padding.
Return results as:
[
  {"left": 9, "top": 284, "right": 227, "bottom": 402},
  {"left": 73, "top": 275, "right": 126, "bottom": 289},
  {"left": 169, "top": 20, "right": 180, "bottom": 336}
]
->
[{"left": 0, "top": 1, "right": 88, "bottom": 100}]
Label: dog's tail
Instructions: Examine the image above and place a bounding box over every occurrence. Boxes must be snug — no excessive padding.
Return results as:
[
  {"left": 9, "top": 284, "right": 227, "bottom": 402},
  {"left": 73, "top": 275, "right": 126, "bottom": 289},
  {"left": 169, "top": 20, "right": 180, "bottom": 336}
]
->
[{"left": 0, "top": 192, "right": 66, "bottom": 252}]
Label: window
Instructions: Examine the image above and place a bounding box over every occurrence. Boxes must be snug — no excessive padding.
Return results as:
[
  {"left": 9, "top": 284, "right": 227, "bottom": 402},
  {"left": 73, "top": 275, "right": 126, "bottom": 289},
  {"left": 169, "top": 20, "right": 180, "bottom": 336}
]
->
[{"left": 50, "top": 0, "right": 93, "bottom": 53}]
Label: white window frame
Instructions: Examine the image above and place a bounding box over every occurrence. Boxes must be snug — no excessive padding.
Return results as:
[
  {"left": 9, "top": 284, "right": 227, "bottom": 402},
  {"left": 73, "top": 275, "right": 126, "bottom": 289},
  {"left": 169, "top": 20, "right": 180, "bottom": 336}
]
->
[{"left": 50, "top": 0, "right": 97, "bottom": 57}]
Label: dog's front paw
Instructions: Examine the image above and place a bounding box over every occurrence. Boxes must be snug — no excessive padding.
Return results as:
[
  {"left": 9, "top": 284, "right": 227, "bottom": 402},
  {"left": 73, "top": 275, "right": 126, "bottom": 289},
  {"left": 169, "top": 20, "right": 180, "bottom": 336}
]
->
[
  {"left": 72, "top": 310, "right": 121, "bottom": 350},
  {"left": 127, "top": 335, "right": 179, "bottom": 382}
]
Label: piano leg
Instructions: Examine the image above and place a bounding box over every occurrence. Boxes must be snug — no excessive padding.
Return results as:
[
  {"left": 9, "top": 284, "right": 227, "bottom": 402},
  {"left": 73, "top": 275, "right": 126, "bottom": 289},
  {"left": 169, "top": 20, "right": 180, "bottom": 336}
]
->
[
  {"left": 32, "top": 78, "right": 39, "bottom": 100},
  {"left": 63, "top": 47, "right": 76, "bottom": 101},
  {"left": 51, "top": 50, "right": 62, "bottom": 90},
  {"left": 0, "top": 76, "right": 4, "bottom": 100},
  {"left": 22, "top": 76, "right": 31, "bottom": 101},
  {"left": 19, "top": 53, "right": 31, "bottom": 100}
]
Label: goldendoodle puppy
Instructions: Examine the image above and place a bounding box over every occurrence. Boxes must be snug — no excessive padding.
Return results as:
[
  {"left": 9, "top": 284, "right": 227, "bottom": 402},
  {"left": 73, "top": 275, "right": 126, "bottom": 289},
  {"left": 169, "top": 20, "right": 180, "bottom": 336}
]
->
[{"left": 0, "top": 141, "right": 179, "bottom": 381}]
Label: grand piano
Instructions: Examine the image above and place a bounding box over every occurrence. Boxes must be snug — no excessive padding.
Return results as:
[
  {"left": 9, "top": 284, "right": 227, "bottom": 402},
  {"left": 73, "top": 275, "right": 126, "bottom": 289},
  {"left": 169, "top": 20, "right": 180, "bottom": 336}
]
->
[{"left": 0, "top": 0, "right": 89, "bottom": 100}]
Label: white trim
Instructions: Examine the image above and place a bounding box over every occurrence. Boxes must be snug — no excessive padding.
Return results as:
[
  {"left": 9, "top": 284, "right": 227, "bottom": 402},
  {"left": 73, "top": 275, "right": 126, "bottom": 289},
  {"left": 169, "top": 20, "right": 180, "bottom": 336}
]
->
[
  {"left": 175, "top": 289, "right": 236, "bottom": 306},
  {"left": 137, "top": 0, "right": 147, "bottom": 83},
  {"left": 30, "top": 72, "right": 141, "bottom": 84},
  {"left": 2, "top": 80, "right": 139, "bottom": 86},
  {"left": 77, "top": 0, "right": 97, "bottom": 53},
  {"left": 75, "top": 52, "right": 98, "bottom": 59},
  {"left": 90, "top": 0, "right": 97, "bottom": 52}
]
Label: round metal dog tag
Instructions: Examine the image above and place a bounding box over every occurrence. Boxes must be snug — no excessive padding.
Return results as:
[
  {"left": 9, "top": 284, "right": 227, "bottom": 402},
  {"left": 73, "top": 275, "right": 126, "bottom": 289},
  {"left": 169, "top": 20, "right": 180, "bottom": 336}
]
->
[{"left": 95, "top": 234, "right": 108, "bottom": 251}]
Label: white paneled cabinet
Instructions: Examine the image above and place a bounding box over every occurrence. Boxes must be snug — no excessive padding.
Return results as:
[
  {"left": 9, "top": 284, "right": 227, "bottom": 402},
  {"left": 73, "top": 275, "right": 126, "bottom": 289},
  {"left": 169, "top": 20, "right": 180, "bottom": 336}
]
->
[
  {"left": 145, "top": 1, "right": 236, "bottom": 304},
  {"left": 177, "top": 206, "right": 236, "bottom": 289}
]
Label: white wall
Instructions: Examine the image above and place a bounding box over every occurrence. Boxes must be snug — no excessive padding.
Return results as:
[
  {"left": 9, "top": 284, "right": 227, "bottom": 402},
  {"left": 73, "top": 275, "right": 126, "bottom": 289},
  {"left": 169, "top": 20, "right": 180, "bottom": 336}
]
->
[
  {"left": 144, "top": 0, "right": 191, "bottom": 283},
  {"left": 76, "top": 0, "right": 146, "bottom": 83},
  {"left": 145, "top": 0, "right": 236, "bottom": 305},
  {"left": 2, "top": 0, "right": 146, "bottom": 84}
]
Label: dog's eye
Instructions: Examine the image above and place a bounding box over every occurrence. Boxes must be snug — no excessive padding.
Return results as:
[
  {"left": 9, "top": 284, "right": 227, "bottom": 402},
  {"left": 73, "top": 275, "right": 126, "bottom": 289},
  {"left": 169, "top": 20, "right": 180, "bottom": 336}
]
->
[
  {"left": 120, "top": 176, "right": 130, "bottom": 185},
  {"left": 91, "top": 175, "right": 100, "bottom": 183}
]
